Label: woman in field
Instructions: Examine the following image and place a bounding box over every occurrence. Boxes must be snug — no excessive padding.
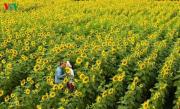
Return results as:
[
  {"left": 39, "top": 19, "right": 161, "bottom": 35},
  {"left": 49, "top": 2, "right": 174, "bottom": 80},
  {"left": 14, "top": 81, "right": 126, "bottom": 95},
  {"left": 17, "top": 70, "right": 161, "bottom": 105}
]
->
[{"left": 54, "top": 61, "right": 66, "bottom": 84}]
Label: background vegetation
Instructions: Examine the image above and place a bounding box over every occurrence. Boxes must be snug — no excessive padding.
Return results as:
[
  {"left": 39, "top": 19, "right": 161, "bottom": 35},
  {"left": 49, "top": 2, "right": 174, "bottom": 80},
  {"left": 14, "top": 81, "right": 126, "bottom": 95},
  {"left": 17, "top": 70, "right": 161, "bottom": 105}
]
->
[{"left": 0, "top": 0, "right": 179, "bottom": 109}]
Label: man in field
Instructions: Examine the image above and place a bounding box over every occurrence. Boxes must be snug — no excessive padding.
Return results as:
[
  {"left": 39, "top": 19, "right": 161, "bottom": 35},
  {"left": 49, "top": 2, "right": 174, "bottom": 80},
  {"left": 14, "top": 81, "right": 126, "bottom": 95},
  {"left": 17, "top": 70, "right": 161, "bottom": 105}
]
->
[{"left": 55, "top": 62, "right": 66, "bottom": 84}]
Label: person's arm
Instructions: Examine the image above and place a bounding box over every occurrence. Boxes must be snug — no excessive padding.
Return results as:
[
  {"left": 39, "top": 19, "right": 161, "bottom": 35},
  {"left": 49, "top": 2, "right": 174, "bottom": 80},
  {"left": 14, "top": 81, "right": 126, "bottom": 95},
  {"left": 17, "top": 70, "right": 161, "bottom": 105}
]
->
[
  {"left": 60, "top": 73, "right": 66, "bottom": 78},
  {"left": 71, "top": 69, "right": 75, "bottom": 77},
  {"left": 69, "top": 69, "right": 74, "bottom": 79},
  {"left": 56, "top": 67, "right": 66, "bottom": 79}
]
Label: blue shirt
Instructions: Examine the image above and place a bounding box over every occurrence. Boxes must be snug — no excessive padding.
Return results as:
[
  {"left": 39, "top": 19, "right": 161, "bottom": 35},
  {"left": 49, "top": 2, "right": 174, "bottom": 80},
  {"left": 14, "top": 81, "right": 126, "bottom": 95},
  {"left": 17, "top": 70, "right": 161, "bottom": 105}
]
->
[{"left": 55, "top": 66, "right": 65, "bottom": 84}]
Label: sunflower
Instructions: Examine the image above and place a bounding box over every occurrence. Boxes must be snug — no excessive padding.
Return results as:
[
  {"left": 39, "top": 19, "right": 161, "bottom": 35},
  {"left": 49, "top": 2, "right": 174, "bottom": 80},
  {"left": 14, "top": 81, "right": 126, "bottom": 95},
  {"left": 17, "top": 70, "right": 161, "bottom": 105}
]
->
[
  {"left": 30, "top": 80, "right": 34, "bottom": 85},
  {"left": 96, "top": 96, "right": 101, "bottom": 103},
  {"left": 21, "top": 55, "right": 28, "bottom": 61},
  {"left": 14, "top": 97, "right": 18, "bottom": 101},
  {"left": 31, "top": 41, "right": 36, "bottom": 47},
  {"left": 10, "top": 93, "right": 15, "bottom": 98},
  {"left": 1, "top": 59, "right": 6, "bottom": 64},
  {"left": 79, "top": 73, "right": 85, "bottom": 80},
  {"left": 101, "top": 50, "right": 106, "bottom": 57},
  {"left": 85, "top": 62, "right": 89, "bottom": 68},
  {"left": 133, "top": 77, "right": 139, "bottom": 83},
  {"left": 58, "top": 107, "right": 65, "bottom": 109},
  {"left": 15, "top": 100, "right": 20, "bottom": 106},
  {"left": 35, "top": 83, "right": 40, "bottom": 89},
  {"left": 121, "top": 59, "right": 128, "bottom": 66},
  {"left": 24, "top": 46, "right": 30, "bottom": 51},
  {"left": 74, "top": 90, "right": 82, "bottom": 97},
  {"left": 12, "top": 50, "right": 17, "bottom": 57},
  {"left": 58, "top": 84, "right": 64, "bottom": 90},
  {"left": 82, "top": 76, "right": 89, "bottom": 84},
  {"left": 152, "top": 92, "right": 160, "bottom": 100},
  {"left": 72, "top": 79, "right": 77, "bottom": 85},
  {"left": 96, "top": 60, "right": 101, "bottom": 66},
  {"left": 4, "top": 96, "right": 10, "bottom": 102},
  {"left": 36, "top": 58, "right": 42, "bottom": 64},
  {"left": 102, "top": 90, "right": 108, "bottom": 98},
  {"left": 130, "top": 83, "right": 136, "bottom": 91},
  {"left": 63, "top": 77, "right": 69, "bottom": 84},
  {"left": 80, "top": 53, "right": 87, "bottom": 58},
  {"left": 76, "top": 57, "right": 82, "bottom": 65},
  {"left": 0, "top": 53, "right": 3, "bottom": 59},
  {"left": 33, "top": 65, "right": 41, "bottom": 72},
  {"left": 117, "top": 72, "right": 125, "bottom": 82},
  {"left": 112, "top": 75, "right": 118, "bottom": 82},
  {"left": 64, "top": 88, "right": 69, "bottom": 94},
  {"left": 139, "top": 84, "right": 143, "bottom": 88},
  {"left": 142, "top": 100, "right": 150, "bottom": 109},
  {"left": 160, "top": 83, "right": 167, "bottom": 90},
  {"left": 26, "top": 77, "right": 32, "bottom": 82},
  {"left": 108, "top": 88, "right": 115, "bottom": 95},
  {"left": 21, "top": 79, "right": 26, "bottom": 86},
  {"left": 43, "top": 59, "right": 49, "bottom": 64},
  {"left": 60, "top": 98, "right": 66, "bottom": 103},
  {"left": 52, "top": 84, "right": 59, "bottom": 91},
  {"left": 161, "top": 70, "right": 168, "bottom": 78},
  {"left": 46, "top": 76, "right": 51, "bottom": 80},
  {"left": 77, "top": 91, "right": 83, "bottom": 97},
  {"left": 164, "top": 65, "right": 171, "bottom": 71},
  {"left": 167, "top": 60, "right": 173, "bottom": 65},
  {"left": 152, "top": 53, "right": 157, "bottom": 58},
  {"left": 111, "top": 48, "right": 116, "bottom": 54},
  {"left": 49, "top": 80, "right": 54, "bottom": 86},
  {"left": 47, "top": 65, "right": 52, "bottom": 71},
  {"left": 25, "top": 89, "right": 31, "bottom": 95},
  {"left": 50, "top": 91, "right": 56, "bottom": 98},
  {"left": 139, "top": 63, "right": 145, "bottom": 70},
  {"left": 65, "top": 67, "right": 71, "bottom": 74},
  {"left": 36, "top": 105, "right": 42, "bottom": 109},
  {"left": 0, "top": 89, "right": 4, "bottom": 97},
  {"left": 6, "top": 63, "right": 12, "bottom": 70},
  {"left": 41, "top": 95, "right": 48, "bottom": 101},
  {"left": 24, "top": 41, "right": 29, "bottom": 45}
]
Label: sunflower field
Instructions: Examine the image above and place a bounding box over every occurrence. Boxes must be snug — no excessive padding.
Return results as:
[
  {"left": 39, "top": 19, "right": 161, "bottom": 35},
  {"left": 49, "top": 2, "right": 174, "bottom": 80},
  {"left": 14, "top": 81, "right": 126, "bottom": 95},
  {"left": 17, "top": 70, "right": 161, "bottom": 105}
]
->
[{"left": 0, "top": 0, "right": 179, "bottom": 109}]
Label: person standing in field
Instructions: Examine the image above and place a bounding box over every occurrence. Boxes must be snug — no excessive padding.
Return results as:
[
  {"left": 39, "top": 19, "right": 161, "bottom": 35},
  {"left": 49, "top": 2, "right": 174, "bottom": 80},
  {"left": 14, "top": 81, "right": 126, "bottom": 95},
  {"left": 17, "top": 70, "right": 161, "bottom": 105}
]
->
[
  {"left": 66, "top": 61, "right": 75, "bottom": 92},
  {"left": 55, "top": 62, "right": 66, "bottom": 84}
]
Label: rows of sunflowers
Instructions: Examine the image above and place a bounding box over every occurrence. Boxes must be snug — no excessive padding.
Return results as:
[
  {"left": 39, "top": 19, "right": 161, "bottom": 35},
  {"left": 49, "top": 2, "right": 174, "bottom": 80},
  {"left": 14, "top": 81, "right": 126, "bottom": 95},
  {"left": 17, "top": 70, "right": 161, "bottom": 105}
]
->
[{"left": 0, "top": 0, "right": 179, "bottom": 109}]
